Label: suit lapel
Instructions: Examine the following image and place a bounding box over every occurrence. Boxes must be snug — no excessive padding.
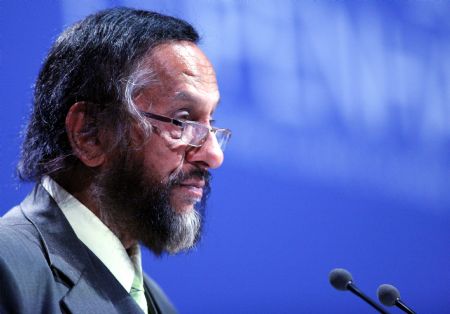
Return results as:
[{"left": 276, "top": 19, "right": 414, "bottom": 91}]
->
[
  {"left": 62, "top": 249, "right": 144, "bottom": 314},
  {"left": 20, "top": 184, "right": 143, "bottom": 314}
]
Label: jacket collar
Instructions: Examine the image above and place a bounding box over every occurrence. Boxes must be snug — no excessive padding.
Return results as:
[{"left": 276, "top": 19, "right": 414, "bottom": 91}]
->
[
  {"left": 20, "top": 184, "right": 143, "bottom": 314},
  {"left": 20, "top": 183, "right": 88, "bottom": 285}
]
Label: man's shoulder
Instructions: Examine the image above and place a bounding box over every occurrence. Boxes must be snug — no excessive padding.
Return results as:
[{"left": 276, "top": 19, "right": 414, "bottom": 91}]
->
[
  {"left": 0, "top": 204, "right": 48, "bottom": 269},
  {"left": 0, "top": 206, "right": 64, "bottom": 313},
  {"left": 0, "top": 184, "right": 55, "bottom": 253}
]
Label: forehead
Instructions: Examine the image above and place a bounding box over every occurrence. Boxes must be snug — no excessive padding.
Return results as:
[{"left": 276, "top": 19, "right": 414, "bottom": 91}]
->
[
  {"left": 137, "top": 41, "right": 219, "bottom": 114},
  {"left": 150, "top": 41, "right": 217, "bottom": 81}
]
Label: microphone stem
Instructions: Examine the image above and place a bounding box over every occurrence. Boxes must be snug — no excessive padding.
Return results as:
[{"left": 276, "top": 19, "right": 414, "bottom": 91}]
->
[
  {"left": 347, "top": 283, "right": 390, "bottom": 314},
  {"left": 396, "top": 299, "right": 416, "bottom": 314}
]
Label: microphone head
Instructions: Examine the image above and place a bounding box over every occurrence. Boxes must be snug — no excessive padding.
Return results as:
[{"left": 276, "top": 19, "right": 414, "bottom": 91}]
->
[
  {"left": 329, "top": 268, "right": 353, "bottom": 291},
  {"left": 377, "top": 284, "right": 400, "bottom": 306}
]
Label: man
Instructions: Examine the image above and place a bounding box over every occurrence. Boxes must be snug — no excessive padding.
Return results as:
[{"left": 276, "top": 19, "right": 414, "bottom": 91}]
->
[{"left": 0, "top": 7, "right": 230, "bottom": 314}]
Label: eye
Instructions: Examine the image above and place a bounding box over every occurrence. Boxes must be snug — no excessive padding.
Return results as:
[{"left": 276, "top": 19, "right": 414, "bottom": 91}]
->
[{"left": 173, "top": 110, "right": 190, "bottom": 121}]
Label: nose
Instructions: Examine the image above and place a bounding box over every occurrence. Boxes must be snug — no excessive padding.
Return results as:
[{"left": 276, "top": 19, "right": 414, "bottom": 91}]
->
[{"left": 185, "top": 132, "right": 224, "bottom": 169}]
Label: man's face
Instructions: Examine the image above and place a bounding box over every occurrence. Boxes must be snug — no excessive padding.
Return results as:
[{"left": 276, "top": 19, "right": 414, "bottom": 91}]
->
[
  {"left": 94, "top": 41, "right": 224, "bottom": 254},
  {"left": 134, "top": 41, "right": 223, "bottom": 213}
]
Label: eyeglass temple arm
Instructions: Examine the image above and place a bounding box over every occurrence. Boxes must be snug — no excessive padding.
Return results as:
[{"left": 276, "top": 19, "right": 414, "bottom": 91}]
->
[{"left": 140, "top": 111, "right": 183, "bottom": 127}]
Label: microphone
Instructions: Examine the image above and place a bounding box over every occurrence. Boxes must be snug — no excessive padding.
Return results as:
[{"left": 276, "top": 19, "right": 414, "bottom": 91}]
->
[
  {"left": 377, "top": 284, "right": 416, "bottom": 314},
  {"left": 329, "top": 268, "right": 389, "bottom": 314}
]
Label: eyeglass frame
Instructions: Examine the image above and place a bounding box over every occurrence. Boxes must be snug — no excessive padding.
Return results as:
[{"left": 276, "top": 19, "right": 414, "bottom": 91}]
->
[{"left": 139, "top": 111, "right": 231, "bottom": 150}]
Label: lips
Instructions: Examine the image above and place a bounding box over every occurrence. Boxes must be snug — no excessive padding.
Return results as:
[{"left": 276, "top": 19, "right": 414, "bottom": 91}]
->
[
  {"left": 177, "top": 180, "right": 205, "bottom": 199},
  {"left": 179, "top": 180, "right": 205, "bottom": 189}
]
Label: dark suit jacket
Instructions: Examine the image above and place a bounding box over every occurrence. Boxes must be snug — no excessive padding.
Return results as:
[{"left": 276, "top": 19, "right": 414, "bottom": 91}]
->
[{"left": 0, "top": 184, "right": 177, "bottom": 314}]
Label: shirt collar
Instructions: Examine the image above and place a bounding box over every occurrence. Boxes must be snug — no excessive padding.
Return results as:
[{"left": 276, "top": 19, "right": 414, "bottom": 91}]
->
[{"left": 41, "top": 175, "right": 142, "bottom": 293}]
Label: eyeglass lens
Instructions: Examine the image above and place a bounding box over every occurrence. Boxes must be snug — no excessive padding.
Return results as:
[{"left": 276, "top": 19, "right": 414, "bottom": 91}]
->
[{"left": 181, "top": 123, "right": 230, "bottom": 151}]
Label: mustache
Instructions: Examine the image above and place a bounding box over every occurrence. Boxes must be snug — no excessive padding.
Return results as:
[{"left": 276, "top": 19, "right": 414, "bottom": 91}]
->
[{"left": 169, "top": 167, "right": 211, "bottom": 187}]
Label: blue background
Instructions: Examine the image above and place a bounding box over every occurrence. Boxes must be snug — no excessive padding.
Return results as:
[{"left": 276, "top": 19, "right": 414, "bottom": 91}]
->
[{"left": 1, "top": 1, "right": 449, "bottom": 313}]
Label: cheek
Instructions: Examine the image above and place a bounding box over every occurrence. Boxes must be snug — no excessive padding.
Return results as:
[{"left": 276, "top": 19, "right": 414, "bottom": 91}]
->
[{"left": 141, "top": 136, "right": 186, "bottom": 180}]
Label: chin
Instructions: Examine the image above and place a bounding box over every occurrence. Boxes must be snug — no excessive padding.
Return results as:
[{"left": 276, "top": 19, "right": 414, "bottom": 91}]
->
[
  {"left": 173, "top": 202, "right": 198, "bottom": 215},
  {"left": 174, "top": 206, "right": 193, "bottom": 214},
  {"left": 171, "top": 196, "right": 201, "bottom": 214}
]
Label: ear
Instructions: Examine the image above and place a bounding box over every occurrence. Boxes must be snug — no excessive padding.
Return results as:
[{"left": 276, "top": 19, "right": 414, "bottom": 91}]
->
[{"left": 65, "top": 102, "right": 106, "bottom": 168}]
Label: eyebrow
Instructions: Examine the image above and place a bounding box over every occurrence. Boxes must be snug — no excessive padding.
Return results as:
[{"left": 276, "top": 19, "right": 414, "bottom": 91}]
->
[{"left": 174, "top": 91, "right": 195, "bottom": 102}]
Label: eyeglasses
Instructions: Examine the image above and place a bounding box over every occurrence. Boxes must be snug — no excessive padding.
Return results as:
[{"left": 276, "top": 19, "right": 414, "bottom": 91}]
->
[{"left": 140, "top": 111, "right": 231, "bottom": 151}]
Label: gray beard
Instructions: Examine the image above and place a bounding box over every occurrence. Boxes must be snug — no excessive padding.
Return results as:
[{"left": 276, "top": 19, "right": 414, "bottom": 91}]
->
[
  {"left": 91, "top": 150, "right": 210, "bottom": 255},
  {"left": 165, "top": 209, "right": 202, "bottom": 253}
]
